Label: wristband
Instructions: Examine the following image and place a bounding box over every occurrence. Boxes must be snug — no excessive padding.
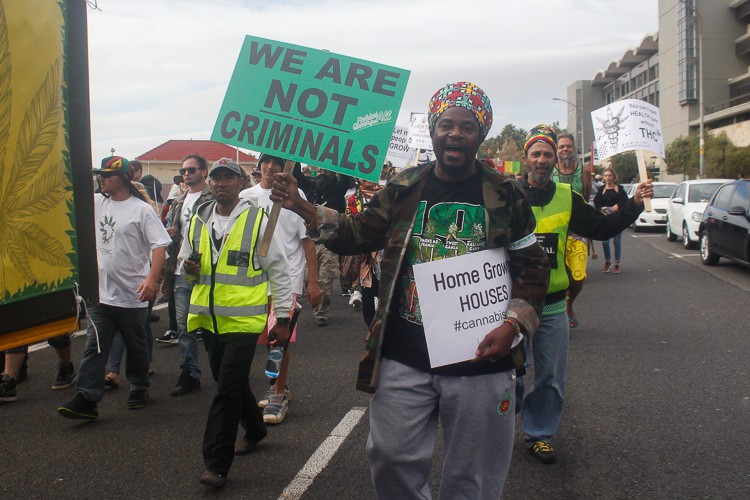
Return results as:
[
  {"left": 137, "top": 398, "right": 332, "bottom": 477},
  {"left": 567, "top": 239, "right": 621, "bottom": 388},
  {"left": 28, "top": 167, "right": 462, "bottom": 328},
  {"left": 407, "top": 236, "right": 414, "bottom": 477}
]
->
[
  {"left": 504, "top": 318, "right": 521, "bottom": 335},
  {"left": 275, "top": 317, "right": 291, "bottom": 326}
]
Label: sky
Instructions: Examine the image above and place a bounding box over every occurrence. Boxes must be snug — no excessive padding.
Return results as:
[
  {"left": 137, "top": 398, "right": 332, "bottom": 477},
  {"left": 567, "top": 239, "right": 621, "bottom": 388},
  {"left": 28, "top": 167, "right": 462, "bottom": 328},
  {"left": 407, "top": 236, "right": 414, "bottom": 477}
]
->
[{"left": 85, "top": 0, "right": 658, "bottom": 162}]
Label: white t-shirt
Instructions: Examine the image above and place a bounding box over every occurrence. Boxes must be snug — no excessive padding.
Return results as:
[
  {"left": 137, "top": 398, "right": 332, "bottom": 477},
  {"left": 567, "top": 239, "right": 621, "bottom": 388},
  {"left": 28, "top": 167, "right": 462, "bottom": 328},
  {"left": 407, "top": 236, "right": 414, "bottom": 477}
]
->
[
  {"left": 240, "top": 185, "right": 307, "bottom": 295},
  {"left": 174, "top": 190, "right": 203, "bottom": 276},
  {"left": 95, "top": 193, "right": 172, "bottom": 308}
]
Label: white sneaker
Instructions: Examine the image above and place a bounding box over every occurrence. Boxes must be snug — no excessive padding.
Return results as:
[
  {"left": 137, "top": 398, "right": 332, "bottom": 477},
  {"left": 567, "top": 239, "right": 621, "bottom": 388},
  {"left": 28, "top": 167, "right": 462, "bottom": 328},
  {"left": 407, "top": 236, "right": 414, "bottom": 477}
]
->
[
  {"left": 263, "top": 394, "right": 289, "bottom": 424},
  {"left": 349, "top": 290, "right": 362, "bottom": 309}
]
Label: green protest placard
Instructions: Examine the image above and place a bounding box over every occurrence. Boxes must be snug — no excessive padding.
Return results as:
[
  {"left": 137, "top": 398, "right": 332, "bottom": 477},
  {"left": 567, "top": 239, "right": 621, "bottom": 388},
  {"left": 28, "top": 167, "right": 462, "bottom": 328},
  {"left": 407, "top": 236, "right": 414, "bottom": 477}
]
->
[{"left": 212, "top": 35, "right": 410, "bottom": 182}]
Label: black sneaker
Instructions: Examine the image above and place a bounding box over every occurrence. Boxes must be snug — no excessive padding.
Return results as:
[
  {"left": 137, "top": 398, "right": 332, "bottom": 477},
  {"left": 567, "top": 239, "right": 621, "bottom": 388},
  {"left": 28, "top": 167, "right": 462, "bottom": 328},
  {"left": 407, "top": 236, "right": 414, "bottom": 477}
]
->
[
  {"left": 316, "top": 318, "right": 329, "bottom": 327},
  {"left": 0, "top": 374, "right": 18, "bottom": 403},
  {"left": 170, "top": 368, "right": 200, "bottom": 397},
  {"left": 51, "top": 362, "right": 77, "bottom": 390},
  {"left": 58, "top": 393, "right": 98, "bottom": 419},
  {"left": 127, "top": 389, "right": 149, "bottom": 409},
  {"left": 156, "top": 330, "right": 179, "bottom": 345},
  {"left": 529, "top": 440, "right": 557, "bottom": 464}
]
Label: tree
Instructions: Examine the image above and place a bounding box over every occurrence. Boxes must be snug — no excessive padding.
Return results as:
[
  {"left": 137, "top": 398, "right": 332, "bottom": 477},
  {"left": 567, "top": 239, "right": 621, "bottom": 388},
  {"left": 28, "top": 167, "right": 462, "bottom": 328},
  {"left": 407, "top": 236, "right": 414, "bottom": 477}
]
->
[
  {"left": 665, "top": 135, "right": 698, "bottom": 180},
  {"left": 608, "top": 152, "right": 639, "bottom": 183},
  {"left": 496, "top": 138, "right": 521, "bottom": 162}
]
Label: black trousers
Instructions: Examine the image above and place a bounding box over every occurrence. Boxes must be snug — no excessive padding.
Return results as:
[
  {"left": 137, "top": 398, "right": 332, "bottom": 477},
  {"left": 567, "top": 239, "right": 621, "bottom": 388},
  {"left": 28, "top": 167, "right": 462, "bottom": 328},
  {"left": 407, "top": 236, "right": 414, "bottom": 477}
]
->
[{"left": 202, "top": 332, "right": 266, "bottom": 475}]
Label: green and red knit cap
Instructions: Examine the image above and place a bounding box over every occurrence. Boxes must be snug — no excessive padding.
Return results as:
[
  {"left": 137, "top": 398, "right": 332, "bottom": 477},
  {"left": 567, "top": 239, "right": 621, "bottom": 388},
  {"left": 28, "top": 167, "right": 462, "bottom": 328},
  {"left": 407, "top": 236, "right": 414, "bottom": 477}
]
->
[
  {"left": 428, "top": 81, "right": 493, "bottom": 140},
  {"left": 95, "top": 156, "right": 134, "bottom": 180},
  {"left": 524, "top": 124, "right": 558, "bottom": 154}
]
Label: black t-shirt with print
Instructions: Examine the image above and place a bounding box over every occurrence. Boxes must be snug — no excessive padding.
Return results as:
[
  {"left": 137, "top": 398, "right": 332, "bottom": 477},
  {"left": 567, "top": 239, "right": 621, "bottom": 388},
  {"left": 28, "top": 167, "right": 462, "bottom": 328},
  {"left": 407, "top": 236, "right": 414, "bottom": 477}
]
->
[{"left": 381, "top": 169, "right": 515, "bottom": 376}]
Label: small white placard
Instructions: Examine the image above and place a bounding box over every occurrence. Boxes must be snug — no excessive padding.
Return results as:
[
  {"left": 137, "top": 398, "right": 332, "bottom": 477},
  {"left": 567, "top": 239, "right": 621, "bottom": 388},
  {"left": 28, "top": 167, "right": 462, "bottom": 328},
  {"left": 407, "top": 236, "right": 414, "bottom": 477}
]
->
[
  {"left": 406, "top": 113, "right": 433, "bottom": 151},
  {"left": 591, "top": 99, "right": 665, "bottom": 160},
  {"left": 412, "top": 248, "right": 515, "bottom": 367}
]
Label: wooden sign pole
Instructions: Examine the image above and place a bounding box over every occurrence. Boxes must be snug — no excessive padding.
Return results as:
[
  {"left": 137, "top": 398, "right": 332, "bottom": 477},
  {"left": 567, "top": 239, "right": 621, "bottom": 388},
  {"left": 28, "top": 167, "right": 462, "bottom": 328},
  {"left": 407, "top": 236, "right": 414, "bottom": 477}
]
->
[
  {"left": 257, "top": 159, "right": 297, "bottom": 257},
  {"left": 635, "top": 149, "right": 653, "bottom": 213}
]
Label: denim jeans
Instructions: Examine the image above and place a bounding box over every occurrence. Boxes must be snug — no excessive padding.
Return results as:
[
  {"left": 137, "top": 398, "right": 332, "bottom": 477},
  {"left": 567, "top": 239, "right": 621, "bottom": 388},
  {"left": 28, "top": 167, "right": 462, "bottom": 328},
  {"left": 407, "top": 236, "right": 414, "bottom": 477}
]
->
[
  {"left": 515, "top": 311, "right": 569, "bottom": 442},
  {"left": 106, "top": 300, "right": 154, "bottom": 374},
  {"left": 602, "top": 232, "right": 623, "bottom": 263},
  {"left": 175, "top": 274, "right": 200, "bottom": 378},
  {"left": 76, "top": 304, "right": 150, "bottom": 403}
]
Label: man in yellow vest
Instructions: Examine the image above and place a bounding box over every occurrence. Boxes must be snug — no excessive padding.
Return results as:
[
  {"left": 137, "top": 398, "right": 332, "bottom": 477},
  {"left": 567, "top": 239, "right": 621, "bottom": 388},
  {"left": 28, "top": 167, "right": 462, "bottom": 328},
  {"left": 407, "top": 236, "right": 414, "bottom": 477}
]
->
[
  {"left": 179, "top": 157, "right": 292, "bottom": 489},
  {"left": 517, "top": 125, "right": 653, "bottom": 463}
]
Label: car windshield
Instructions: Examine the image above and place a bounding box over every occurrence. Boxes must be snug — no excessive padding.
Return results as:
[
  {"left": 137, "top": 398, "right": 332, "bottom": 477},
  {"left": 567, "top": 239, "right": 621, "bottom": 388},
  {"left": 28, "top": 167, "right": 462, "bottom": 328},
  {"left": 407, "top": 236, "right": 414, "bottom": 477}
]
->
[
  {"left": 653, "top": 185, "right": 677, "bottom": 199},
  {"left": 688, "top": 183, "right": 723, "bottom": 203}
]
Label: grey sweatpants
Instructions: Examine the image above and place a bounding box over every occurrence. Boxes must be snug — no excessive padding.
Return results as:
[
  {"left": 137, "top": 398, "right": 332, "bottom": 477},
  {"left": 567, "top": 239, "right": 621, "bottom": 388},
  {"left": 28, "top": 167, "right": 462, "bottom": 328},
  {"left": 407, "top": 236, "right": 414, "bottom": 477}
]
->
[{"left": 366, "top": 358, "right": 516, "bottom": 500}]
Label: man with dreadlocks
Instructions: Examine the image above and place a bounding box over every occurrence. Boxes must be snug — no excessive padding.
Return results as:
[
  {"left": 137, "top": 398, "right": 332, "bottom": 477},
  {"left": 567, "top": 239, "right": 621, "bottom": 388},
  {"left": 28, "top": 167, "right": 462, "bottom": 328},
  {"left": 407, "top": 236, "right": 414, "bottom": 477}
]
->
[
  {"left": 271, "top": 82, "right": 549, "bottom": 498},
  {"left": 57, "top": 156, "right": 171, "bottom": 420}
]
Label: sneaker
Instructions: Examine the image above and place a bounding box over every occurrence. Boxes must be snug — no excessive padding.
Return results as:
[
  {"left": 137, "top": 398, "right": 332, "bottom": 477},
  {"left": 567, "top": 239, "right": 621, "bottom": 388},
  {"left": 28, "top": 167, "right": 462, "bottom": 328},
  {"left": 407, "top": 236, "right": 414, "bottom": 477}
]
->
[
  {"left": 316, "top": 318, "right": 329, "bottom": 327},
  {"left": 529, "top": 440, "right": 556, "bottom": 464},
  {"left": 156, "top": 330, "right": 179, "bottom": 345},
  {"left": 58, "top": 392, "right": 98, "bottom": 419},
  {"left": 602, "top": 261, "right": 612, "bottom": 273},
  {"left": 235, "top": 437, "right": 262, "bottom": 456},
  {"left": 51, "top": 363, "right": 77, "bottom": 390},
  {"left": 0, "top": 374, "right": 18, "bottom": 402},
  {"left": 263, "top": 394, "right": 289, "bottom": 424},
  {"left": 199, "top": 469, "right": 227, "bottom": 489},
  {"left": 170, "top": 368, "right": 200, "bottom": 397},
  {"left": 349, "top": 290, "right": 362, "bottom": 309},
  {"left": 127, "top": 389, "right": 149, "bottom": 409},
  {"left": 613, "top": 264, "right": 621, "bottom": 274},
  {"left": 258, "top": 385, "right": 290, "bottom": 409},
  {"left": 341, "top": 289, "right": 351, "bottom": 297}
]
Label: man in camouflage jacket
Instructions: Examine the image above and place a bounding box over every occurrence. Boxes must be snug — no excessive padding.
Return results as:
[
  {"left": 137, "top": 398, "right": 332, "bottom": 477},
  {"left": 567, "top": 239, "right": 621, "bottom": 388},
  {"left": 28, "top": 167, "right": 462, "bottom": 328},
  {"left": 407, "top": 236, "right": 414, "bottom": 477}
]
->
[{"left": 271, "top": 82, "right": 549, "bottom": 498}]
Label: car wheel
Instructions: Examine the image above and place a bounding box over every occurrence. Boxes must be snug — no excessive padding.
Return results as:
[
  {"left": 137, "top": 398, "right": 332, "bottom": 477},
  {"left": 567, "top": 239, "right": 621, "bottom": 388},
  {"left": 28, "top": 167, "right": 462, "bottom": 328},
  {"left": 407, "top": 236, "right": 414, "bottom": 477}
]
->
[
  {"left": 666, "top": 217, "right": 677, "bottom": 241},
  {"left": 682, "top": 222, "right": 695, "bottom": 249},
  {"left": 699, "top": 231, "right": 719, "bottom": 265}
]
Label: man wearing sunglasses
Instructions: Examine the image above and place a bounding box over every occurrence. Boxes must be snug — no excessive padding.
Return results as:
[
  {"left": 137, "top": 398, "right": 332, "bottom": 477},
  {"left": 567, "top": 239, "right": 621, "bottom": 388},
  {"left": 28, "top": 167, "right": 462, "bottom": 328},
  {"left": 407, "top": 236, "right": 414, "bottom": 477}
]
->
[
  {"left": 58, "top": 156, "right": 171, "bottom": 419},
  {"left": 157, "top": 154, "right": 214, "bottom": 398}
]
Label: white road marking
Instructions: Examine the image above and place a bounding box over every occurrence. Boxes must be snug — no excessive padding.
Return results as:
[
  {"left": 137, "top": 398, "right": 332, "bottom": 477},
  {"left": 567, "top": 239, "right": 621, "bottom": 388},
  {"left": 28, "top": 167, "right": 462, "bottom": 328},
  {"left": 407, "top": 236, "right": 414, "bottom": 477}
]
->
[
  {"left": 28, "top": 330, "right": 86, "bottom": 353},
  {"left": 279, "top": 406, "right": 367, "bottom": 499}
]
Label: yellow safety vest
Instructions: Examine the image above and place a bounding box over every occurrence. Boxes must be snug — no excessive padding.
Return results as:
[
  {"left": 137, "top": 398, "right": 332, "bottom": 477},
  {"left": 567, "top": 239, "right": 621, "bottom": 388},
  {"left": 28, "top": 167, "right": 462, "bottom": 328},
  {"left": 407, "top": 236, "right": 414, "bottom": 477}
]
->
[
  {"left": 531, "top": 183, "right": 572, "bottom": 295},
  {"left": 187, "top": 204, "right": 269, "bottom": 334}
]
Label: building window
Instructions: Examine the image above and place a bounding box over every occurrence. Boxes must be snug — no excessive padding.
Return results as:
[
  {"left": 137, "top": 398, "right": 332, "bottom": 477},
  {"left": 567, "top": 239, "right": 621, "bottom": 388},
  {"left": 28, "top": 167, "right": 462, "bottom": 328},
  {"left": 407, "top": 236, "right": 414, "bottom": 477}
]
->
[{"left": 678, "top": 0, "right": 698, "bottom": 104}]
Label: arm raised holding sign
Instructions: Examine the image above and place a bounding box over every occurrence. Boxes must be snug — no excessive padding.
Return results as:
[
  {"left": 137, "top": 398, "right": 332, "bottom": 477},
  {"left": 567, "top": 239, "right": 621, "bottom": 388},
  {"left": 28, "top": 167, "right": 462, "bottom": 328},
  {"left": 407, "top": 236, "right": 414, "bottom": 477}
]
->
[{"left": 273, "top": 81, "right": 550, "bottom": 499}]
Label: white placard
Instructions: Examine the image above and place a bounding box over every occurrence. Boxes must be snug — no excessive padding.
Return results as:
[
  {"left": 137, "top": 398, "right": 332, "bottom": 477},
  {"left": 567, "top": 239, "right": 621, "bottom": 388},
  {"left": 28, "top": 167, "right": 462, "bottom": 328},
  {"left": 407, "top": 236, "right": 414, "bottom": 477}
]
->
[
  {"left": 412, "top": 248, "right": 515, "bottom": 368},
  {"left": 386, "top": 126, "right": 413, "bottom": 169},
  {"left": 406, "top": 113, "right": 433, "bottom": 150},
  {"left": 591, "top": 99, "right": 665, "bottom": 160}
]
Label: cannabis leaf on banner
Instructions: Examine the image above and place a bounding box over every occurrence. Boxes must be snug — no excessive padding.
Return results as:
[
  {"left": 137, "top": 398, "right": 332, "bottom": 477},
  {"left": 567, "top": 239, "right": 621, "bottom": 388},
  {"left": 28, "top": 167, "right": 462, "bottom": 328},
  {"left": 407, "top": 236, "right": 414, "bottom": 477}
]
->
[{"left": 0, "top": 2, "right": 69, "bottom": 288}]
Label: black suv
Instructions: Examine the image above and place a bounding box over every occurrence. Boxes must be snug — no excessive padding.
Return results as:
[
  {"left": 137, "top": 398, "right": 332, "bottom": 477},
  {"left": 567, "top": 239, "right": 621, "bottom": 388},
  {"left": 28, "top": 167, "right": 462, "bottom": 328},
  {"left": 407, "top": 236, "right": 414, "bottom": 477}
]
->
[{"left": 699, "top": 180, "right": 750, "bottom": 267}]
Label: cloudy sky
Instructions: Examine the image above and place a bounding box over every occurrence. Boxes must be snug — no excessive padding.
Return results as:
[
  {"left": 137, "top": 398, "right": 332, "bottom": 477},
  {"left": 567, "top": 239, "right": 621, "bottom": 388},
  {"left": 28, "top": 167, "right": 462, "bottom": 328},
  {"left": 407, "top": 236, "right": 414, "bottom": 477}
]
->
[{"left": 86, "top": 0, "right": 658, "bottom": 161}]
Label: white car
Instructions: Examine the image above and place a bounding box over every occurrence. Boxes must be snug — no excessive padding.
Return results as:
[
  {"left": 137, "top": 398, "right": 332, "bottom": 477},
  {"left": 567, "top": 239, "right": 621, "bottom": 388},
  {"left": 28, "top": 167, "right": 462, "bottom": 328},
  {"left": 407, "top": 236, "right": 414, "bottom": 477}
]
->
[
  {"left": 666, "top": 179, "right": 731, "bottom": 249},
  {"left": 631, "top": 182, "right": 677, "bottom": 231}
]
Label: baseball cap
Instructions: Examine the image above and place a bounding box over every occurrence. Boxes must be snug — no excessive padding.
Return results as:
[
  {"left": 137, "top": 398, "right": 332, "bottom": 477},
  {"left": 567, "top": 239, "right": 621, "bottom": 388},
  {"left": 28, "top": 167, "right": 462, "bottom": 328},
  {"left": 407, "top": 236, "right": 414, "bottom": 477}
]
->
[
  {"left": 209, "top": 157, "right": 242, "bottom": 176},
  {"left": 95, "top": 156, "right": 134, "bottom": 179}
]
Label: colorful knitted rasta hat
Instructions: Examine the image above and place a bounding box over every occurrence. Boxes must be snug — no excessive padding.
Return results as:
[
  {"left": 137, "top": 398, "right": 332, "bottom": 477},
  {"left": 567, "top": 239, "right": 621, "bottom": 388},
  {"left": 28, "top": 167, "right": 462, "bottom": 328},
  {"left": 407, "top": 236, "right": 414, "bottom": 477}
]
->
[
  {"left": 524, "top": 124, "right": 558, "bottom": 154},
  {"left": 95, "top": 156, "right": 134, "bottom": 180},
  {"left": 428, "top": 81, "right": 493, "bottom": 139}
]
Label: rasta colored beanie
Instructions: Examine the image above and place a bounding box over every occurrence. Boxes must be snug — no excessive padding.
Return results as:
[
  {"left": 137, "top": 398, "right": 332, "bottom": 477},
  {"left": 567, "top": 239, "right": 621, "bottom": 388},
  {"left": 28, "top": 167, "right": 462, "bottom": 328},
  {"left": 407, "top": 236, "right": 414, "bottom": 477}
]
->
[
  {"left": 427, "top": 81, "right": 493, "bottom": 139},
  {"left": 96, "top": 156, "right": 134, "bottom": 180},
  {"left": 524, "top": 124, "right": 558, "bottom": 154}
]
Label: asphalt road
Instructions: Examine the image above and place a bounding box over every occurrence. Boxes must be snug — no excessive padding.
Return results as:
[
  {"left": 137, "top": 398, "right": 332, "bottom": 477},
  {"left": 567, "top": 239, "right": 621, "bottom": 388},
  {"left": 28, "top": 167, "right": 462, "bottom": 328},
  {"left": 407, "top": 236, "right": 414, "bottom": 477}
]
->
[{"left": 4, "top": 228, "right": 749, "bottom": 499}]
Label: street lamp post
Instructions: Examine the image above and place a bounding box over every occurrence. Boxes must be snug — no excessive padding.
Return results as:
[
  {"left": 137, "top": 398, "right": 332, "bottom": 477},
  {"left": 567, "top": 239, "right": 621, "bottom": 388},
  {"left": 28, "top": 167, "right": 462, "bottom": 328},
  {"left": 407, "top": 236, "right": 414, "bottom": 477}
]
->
[
  {"left": 679, "top": 0, "right": 705, "bottom": 178},
  {"left": 552, "top": 97, "right": 585, "bottom": 167}
]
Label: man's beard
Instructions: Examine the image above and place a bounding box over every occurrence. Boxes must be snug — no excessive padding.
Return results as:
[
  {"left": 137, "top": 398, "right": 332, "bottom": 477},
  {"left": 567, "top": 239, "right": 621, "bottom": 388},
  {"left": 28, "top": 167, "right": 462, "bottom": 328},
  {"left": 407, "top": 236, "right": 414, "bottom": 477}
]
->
[
  {"left": 529, "top": 168, "right": 552, "bottom": 185},
  {"left": 559, "top": 154, "right": 576, "bottom": 168}
]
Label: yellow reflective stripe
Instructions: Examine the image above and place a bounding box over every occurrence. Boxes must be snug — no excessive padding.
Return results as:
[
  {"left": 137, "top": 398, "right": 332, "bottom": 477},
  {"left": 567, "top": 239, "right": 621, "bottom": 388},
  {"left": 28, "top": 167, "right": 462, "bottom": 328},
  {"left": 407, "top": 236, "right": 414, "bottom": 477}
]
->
[
  {"left": 197, "top": 273, "right": 268, "bottom": 286},
  {"left": 189, "top": 303, "right": 267, "bottom": 318}
]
